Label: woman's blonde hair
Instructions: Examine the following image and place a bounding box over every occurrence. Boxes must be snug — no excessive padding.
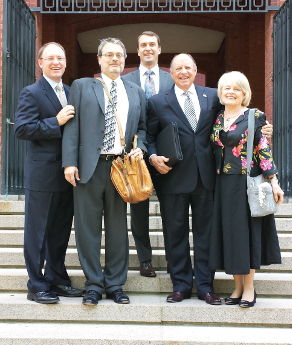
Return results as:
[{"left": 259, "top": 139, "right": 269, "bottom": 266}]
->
[{"left": 217, "top": 71, "right": 252, "bottom": 107}]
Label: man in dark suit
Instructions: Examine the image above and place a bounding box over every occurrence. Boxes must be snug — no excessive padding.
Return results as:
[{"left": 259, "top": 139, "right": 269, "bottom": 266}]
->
[
  {"left": 123, "top": 31, "right": 174, "bottom": 277},
  {"left": 14, "top": 42, "right": 84, "bottom": 304},
  {"left": 147, "top": 53, "right": 222, "bottom": 304},
  {"left": 62, "top": 38, "right": 147, "bottom": 306}
]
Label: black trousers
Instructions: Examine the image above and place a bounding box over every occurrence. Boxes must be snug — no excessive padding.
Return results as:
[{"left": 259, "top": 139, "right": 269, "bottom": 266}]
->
[
  {"left": 24, "top": 187, "right": 73, "bottom": 292},
  {"left": 130, "top": 160, "right": 167, "bottom": 263},
  {"left": 163, "top": 174, "right": 215, "bottom": 296}
]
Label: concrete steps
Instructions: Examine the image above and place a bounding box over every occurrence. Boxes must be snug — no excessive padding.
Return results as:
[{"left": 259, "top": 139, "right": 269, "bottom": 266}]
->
[{"left": 0, "top": 199, "right": 292, "bottom": 344}]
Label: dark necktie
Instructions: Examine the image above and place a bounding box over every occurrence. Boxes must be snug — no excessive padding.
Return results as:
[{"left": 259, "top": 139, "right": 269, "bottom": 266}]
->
[
  {"left": 144, "top": 70, "right": 156, "bottom": 99},
  {"left": 56, "top": 84, "right": 67, "bottom": 108},
  {"left": 183, "top": 91, "right": 198, "bottom": 132},
  {"left": 102, "top": 81, "right": 117, "bottom": 152}
]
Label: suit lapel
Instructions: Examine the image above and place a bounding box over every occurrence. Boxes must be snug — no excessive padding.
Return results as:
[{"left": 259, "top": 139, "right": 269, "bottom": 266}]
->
[
  {"left": 123, "top": 80, "right": 135, "bottom": 140},
  {"left": 159, "top": 69, "right": 168, "bottom": 93},
  {"left": 93, "top": 79, "right": 106, "bottom": 114},
  {"left": 132, "top": 69, "right": 141, "bottom": 87},
  {"left": 40, "top": 76, "right": 62, "bottom": 112},
  {"left": 165, "top": 87, "right": 193, "bottom": 131},
  {"left": 195, "top": 84, "right": 208, "bottom": 133}
]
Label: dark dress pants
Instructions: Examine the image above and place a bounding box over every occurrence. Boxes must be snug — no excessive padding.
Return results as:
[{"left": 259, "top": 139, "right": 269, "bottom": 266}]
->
[
  {"left": 130, "top": 159, "right": 168, "bottom": 263},
  {"left": 24, "top": 186, "right": 73, "bottom": 292},
  {"left": 163, "top": 174, "right": 215, "bottom": 296},
  {"left": 73, "top": 159, "right": 129, "bottom": 295}
]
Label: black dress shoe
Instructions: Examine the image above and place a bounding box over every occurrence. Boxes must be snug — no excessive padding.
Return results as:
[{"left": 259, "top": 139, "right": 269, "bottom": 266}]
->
[
  {"left": 198, "top": 292, "right": 222, "bottom": 305},
  {"left": 50, "top": 285, "right": 85, "bottom": 297},
  {"left": 82, "top": 290, "right": 102, "bottom": 306},
  {"left": 166, "top": 291, "right": 192, "bottom": 303},
  {"left": 27, "top": 291, "right": 59, "bottom": 304},
  {"left": 225, "top": 296, "right": 242, "bottom": 305},
  {"left": 239, "top": 291, "right": 257, "bottom": 308},
  {"left": 140, "top": 260, "right": 156, "bottom": 277},
  {"left": 106, "top": 288, "right": 130, "bottom": 304}
]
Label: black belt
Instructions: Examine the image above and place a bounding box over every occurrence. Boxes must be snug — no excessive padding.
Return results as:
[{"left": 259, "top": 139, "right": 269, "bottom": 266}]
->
[{"left": 99, "top": 154, "right": 121, "bottom": 161}]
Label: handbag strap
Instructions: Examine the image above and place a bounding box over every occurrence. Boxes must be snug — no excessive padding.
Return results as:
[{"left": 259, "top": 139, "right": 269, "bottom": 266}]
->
[
  {"left": 96, "top": 77, "right": 126, "bottom": 151},
  {"left": 246, "top": 108, "right": 256, "bottom": 184}
]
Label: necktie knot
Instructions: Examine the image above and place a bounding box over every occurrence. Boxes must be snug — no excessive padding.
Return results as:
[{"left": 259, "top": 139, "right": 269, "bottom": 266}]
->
[
  {"left": 183, "top": 91, "right": 191, "bottom": 97},
  {"left": 144, "top": 70, "right": 154, "bottom": 76},
  {"left": 56, "top": 84, "right": 62, "bottom": 91}
]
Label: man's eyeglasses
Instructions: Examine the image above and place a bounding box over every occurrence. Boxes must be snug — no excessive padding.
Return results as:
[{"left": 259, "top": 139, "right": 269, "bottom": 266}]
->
[
  {"left": 40, "top": 57, "right": 66, "bottom": 62},
  {"left": 101, "top": 53, "right": 124, "bottom": 59}
]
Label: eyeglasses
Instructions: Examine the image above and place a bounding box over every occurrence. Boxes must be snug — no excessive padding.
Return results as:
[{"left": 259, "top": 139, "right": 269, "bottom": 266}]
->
[
  {"left": 40, "top": 57, "right": 66, "bottom": 62},
  {"left": 101, "top": 53, "right": 124, "bottom": 59}
]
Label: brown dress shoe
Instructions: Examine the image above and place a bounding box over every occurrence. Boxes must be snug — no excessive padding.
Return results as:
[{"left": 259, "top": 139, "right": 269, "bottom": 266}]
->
[
  {"left": 167, "top": 291, "right": 192, "bottom": 303},
  {"left": 140, "top": 260, "right": 156, "bottom": 277},
  {"left": 198, "top": 292, "right": 221, "bottom": 305}
]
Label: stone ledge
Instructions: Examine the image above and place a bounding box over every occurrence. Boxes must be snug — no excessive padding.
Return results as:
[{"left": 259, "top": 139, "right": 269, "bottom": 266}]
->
[
  {"left": 0, "top": 293, "right": 292, "bottom": 326},
  {"left": 0, "top": 323, "right": 292, "bottom": 345},
  {"left": 1, "top": 269, "right": 292, "bottom": 296}
]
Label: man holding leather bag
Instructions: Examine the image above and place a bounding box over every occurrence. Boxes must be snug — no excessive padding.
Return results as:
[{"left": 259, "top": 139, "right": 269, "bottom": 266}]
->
[{"left": 62, "top": 38, "right": 147, "bottom": 306}]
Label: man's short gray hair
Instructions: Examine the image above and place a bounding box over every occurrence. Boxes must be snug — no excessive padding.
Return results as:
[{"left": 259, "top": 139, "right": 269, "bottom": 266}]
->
[
  {"left": 97, "top": 38, "right": 127, "bottom": 59},
  {"left": 170, "top": 54, "right": 196, "bottom": 71}
]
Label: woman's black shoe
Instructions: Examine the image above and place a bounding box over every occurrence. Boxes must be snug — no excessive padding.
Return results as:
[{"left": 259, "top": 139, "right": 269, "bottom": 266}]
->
[
  {"left": 239, "top": 291, "right": 257, "bottom": 308},
  {"left": 225, "top": 295, "right": 242, "bottom": 305}
]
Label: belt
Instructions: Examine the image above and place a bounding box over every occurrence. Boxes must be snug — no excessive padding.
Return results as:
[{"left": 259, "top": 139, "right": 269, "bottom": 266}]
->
[{"left": 99, "top": 154, "right": 121, "bottom": 161}]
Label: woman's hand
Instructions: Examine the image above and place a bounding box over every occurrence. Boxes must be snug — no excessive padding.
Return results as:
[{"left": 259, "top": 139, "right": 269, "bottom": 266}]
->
[{"left": 271, "top": 181, "right": 284, "bottom": 205}]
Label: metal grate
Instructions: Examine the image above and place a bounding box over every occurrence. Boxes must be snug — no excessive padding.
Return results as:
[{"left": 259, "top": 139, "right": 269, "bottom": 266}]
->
[
  {"left": 273, "top": 0, "right": 292, "bottom": 198},
  {"left": 2, "top": 0, "right": 36, "bottom": 195},
  {"left": 40, "top": 0, "right": 268, "bottom": 13}
]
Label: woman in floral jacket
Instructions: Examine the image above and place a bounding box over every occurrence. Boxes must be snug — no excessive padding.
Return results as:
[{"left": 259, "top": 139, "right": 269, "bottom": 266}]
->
[{"left": 209, "top": 71, "right": 284, "bottom": 308}]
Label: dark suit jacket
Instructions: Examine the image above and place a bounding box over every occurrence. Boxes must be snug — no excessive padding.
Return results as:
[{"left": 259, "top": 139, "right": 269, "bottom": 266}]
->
[
  {"left": 62, "top": 77, "right": 147, "bottom": 184},
  {"left": 14, "top": 76, "right": 71, "bottom": 192},
  {"left": 147, "top": 85, "right": 221, "bottom": 194},
  {"left": 122, "top": 67, "right": 174, "bottom": 93}
]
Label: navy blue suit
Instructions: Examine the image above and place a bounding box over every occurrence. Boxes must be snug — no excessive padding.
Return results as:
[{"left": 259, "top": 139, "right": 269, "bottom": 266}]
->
[
  {"left": 122, "top": 68, "right": 174, "bottom": 263},
  {"left": 147, "top": 85, "right": 221, "bottom": 296},
  {"left": 14, "top": 76, "right": 73, "bottom": 292}
]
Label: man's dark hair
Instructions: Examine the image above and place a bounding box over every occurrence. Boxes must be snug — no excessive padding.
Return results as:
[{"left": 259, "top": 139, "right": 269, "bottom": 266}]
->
[{"left": 137, "top": 31, "right": 161, "bottom": 48}]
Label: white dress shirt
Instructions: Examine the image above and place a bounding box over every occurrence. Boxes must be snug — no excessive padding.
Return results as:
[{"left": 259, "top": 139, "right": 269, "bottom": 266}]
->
[
  {"left": 43, "top": 75, "right": 67, "bottom": 104},
  {"left": 174, "top": 84, "right": 201, "bottom": 123},
  {"left": 139, "top": 64, "right": 160, "bottom": 94},
  {"left": 101, "top": 74, "right": 129, "bottom": 155}
]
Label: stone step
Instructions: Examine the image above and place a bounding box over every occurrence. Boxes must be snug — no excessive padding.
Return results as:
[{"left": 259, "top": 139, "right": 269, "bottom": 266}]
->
[
  {"left": 1, "top": 199, "right": 292, "bottom": 217},
  {"left": 1, "top": 230, "right": 292, "bottom": 251},
  {"left": 0, "top": 215, "right": 291, "bottom": 233},
  {"left": 0, "top": 292, "right": 292, "bottom": 327},
  {"left": 0, "top": 248, "right": 291, "bottom": 272},
  {"left": 0, "top": 323, "right": 292, "bottom": 345},
  {"left": 1, "top": 269, "right": 292, "bottom": 296}
]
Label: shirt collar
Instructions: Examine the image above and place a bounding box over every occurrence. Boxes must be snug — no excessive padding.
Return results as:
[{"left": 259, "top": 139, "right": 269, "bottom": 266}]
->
[
  {"left": 43, "top": 75, "right": 62, "bottom": 90},
  {"left": 140, "top": 64, "right": 159, "bottom": 76},
  {"left": 101, "top": 73, "right": 122, "bottom": 89},
  {"left": 175, "top": 83, "right": 196, "bottom": 97}
]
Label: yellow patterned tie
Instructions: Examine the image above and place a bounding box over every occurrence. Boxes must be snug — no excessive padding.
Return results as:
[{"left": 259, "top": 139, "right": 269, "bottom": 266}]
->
[{"left": 56, "top": 84, "right": 67, "bottom": 108}]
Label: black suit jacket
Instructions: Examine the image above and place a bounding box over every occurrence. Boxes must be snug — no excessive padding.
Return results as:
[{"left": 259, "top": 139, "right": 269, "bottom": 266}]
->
[
  {"left": 147, "top": 85, "right": 221, "bottom": 194},
  {"left": 14, "top": 76, "right": 71, "bottom": 192},
  {"left": 122, "top": 67, "right": 174, "bottom": 93}
]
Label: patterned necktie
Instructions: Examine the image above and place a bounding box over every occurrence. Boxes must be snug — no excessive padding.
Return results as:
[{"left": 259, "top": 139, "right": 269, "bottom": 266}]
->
[
  {"left": 56, "top": 84, "right": 67, "bottom": 108},
  {"left": 183, "top": 91, "right": 198, "bottom": 132},
  {"left": 144, "top": 70, "right": 156, "bottom": 99},
  {"left": 102, "top": 81, "right": 117, "bottom": 152}
]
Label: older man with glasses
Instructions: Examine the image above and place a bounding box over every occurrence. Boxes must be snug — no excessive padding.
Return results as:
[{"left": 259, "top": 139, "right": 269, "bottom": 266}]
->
[{"left": 62, "top": 38, "right": 147, "bottom": 306}]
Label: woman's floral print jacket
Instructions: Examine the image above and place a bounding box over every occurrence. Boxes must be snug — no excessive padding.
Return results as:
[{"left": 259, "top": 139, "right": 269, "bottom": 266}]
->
[{"left": 210, "top": 108, "right": 278, "bottom": 177}]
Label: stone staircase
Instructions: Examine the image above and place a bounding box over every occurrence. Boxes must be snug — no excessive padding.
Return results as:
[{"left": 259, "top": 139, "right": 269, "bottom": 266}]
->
[{"left": 0, "top": 198, "right": 292, "bottom": 344}]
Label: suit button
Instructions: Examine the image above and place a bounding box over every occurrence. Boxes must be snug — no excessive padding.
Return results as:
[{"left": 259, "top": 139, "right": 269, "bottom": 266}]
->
[
  {"left": 101, "top": 130, "right": 104, "bottom": 134},
  {"left": 97, "top": 148, "right": 101, "bottom": 151}
]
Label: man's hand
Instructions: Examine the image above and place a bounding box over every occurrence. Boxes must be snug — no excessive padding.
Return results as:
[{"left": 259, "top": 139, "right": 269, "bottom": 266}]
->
[
  {"left": 128, "top": 147, "right": 144, "bottom": 160},
  {"left": 149, "top": 155, "right": 172, "bottom": 174},
  {"left": 261, "top": 120, "right": 273, "bottom": 138},
  {"left": 64, "top": 166, "right": 80, "bottom": 186},
  {"left": 56, "top": 105, "right": 75, "bottom": 126}
]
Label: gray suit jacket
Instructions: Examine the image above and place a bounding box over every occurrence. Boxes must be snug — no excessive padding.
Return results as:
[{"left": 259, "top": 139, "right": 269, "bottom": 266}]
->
[
  {"left": 62, "top": 77, "right": 147, "bottom": 184},
  {"left": 122, "top": 67, "right": 174, "bottom": 92}
]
